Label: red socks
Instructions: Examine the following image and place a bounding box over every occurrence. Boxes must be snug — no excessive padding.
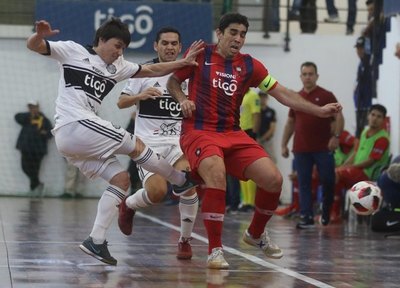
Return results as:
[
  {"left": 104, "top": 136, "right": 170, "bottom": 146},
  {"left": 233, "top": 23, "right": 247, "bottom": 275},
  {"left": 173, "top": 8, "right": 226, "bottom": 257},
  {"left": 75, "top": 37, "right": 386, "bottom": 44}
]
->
[
  {"left": 248, "top": 188, "right": 281, "bottom": 238},
  {"left": 201, "top": 188, "right": 226, "bottom": 254}
]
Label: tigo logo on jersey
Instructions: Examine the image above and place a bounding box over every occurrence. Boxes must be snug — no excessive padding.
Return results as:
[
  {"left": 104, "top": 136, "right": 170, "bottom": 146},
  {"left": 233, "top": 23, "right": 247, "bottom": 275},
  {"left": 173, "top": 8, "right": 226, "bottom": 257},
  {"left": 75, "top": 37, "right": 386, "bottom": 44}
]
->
[
  {"left": 213, "top": 71, "right": 238, "bottom": 96},
  {"left": 213, "top": 78, "right": 238, "bottom": 96},
  {"left": 159, "top": 98, "right": 181, "bottom": 117},
  {"left": 84, "top": 74, "right": 107, "bottom": 97}
]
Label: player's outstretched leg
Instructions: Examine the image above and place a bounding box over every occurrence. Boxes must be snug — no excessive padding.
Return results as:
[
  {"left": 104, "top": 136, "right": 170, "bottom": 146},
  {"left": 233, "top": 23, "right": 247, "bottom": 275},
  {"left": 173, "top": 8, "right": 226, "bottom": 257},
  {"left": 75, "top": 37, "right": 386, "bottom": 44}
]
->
[
  {"left": 242, "top": 229, "right": 283, "bottom": 259},
  {"left": 80, "top": 184, "right": 129, "bottom": 265},
  {"left": 79, "top": 237, "right": 117, "bottom": 265},
  {"left": 173, "top": 171, "right": 198, "bottom": 196}
]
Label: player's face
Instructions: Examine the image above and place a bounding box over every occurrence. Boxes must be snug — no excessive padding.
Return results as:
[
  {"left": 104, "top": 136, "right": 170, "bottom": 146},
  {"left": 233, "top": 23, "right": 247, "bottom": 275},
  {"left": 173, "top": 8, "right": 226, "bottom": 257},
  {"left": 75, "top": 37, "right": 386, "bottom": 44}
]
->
[
  {"left": 300, "top": 66, "right": 318, "bottom": 90},
  {"left": 368, "top": 109, "right": 385, "bottom": 129},
  {"left": 216, "top": 23, "right": 247, "bottom": 59},
  {"left": 97, "top": 38, "right": 126, "bottom": 65},
  {"left": 155, "top": 32, "right": 182, "bottom": 63}
]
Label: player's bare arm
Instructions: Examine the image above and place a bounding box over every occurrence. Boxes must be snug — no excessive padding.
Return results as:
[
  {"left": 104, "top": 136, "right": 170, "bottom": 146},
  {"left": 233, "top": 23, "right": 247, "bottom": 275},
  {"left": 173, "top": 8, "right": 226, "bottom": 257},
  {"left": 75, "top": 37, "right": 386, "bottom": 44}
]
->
[
  {"left": 27, "top": 20, "right": 60, "bottom": 54},
  {"left": 135, "top": 40, "right": 204, "bottom": 78},
  {"left": 268, "top": 84, "right": 342, "bottom": 118},
  {"left": 167, "top": 75, "right": 195, "bottom": 118},
  {"left": 328, "top": 110, "right": 345, "bottom": 151},
  {"left": 118, "top": 88, "right": 162, "bottom": 109}
]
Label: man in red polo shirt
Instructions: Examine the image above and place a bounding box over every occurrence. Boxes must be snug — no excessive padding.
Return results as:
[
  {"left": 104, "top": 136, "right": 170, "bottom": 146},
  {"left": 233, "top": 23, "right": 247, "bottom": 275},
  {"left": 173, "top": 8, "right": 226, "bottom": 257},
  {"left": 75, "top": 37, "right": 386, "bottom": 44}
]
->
[{"left": 282, "top": 61, "right": 344, "bottom": 229}]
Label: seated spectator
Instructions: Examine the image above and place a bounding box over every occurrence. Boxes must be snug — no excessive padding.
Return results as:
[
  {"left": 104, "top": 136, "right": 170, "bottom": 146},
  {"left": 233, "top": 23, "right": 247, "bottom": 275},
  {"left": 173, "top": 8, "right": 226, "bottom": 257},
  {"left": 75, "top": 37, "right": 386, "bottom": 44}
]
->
[
  {"left": 371, "top": 156, "right": 400, "bottom": 232},
  {"left": 335, "top": 104, "right": 390, "bottom": 218},
  {"left": 334, "top": 130, "right": 357, "bottom": 166}
]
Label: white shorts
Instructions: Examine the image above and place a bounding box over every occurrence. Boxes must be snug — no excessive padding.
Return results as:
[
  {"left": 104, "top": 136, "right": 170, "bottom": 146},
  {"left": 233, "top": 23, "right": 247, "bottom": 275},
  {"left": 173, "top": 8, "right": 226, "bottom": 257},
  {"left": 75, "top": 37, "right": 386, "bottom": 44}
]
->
[
  {"left": 137, "top": 139, "right": 183, "bottom": 185},
  {"left": 54, "top": 117, "right": 136, "bottom": 182}
]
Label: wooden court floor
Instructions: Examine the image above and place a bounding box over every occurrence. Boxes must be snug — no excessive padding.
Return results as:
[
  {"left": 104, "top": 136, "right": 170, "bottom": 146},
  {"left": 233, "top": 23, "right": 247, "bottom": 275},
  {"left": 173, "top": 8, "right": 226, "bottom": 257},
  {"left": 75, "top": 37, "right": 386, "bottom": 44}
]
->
[{"left": 0, "top": 196, "right": 399, "bottom": 288}]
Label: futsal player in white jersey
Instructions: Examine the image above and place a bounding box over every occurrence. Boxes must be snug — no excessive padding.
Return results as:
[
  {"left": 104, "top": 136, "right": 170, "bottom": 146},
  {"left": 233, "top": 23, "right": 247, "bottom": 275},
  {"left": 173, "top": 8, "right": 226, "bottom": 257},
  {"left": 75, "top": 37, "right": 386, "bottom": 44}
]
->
[
  {"left": 26, "top": 19, "right": 203, "bottom": 265},
  {"left": 117, "top": 27, "right": 198, "bottom": 260}
]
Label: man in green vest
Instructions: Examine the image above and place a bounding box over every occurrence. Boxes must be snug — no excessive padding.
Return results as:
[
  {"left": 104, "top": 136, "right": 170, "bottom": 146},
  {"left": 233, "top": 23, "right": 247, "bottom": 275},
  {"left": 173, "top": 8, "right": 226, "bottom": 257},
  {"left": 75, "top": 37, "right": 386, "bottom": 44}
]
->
[{"left": 335, "top": 104, "right": 390, "bottom": 192}]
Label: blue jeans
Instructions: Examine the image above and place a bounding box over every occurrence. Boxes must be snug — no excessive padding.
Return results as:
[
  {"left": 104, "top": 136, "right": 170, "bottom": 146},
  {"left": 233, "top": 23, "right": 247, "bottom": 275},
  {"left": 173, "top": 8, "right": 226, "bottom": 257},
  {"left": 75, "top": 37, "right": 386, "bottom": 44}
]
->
[
  {"left": 263, "top": 0, "right": 280, "bottom": 32},
  {"left": 347, "top": 0, "right": 357, "bottom": 30},
  {"left": 325, "top": 0, "right": 338, "bottom": 16},
  {"left": 291, "top": 0, "right": 302, "bottom": 13},
  {"left": 294, "top": 152, "right": 335, "bottom": 218}
]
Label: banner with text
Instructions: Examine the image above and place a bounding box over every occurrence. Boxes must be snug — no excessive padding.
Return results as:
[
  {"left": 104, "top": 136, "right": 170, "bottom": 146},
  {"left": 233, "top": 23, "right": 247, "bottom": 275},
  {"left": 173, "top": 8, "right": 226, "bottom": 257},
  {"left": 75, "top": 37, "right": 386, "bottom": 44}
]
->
[{"left": 36, "top": 0, "right": 212, "bottom": 52}]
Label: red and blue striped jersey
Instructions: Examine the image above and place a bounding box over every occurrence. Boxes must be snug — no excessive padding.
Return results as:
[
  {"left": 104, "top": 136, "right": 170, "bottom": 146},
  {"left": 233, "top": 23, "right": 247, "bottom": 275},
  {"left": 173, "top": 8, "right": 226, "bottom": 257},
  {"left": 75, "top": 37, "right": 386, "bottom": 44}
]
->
[{"left": 172, "top": 44, "right": 276, "bottom": 133}]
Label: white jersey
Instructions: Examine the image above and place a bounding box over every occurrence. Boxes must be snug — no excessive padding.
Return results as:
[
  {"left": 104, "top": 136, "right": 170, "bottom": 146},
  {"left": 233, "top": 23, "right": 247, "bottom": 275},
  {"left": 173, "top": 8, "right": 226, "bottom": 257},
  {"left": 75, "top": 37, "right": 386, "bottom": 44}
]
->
[
  {"left": 46, "top": 40, "right": 140, "bottom": 130},
  {"left": 121, "top": 60, "right": 188, "bottom": 144}
]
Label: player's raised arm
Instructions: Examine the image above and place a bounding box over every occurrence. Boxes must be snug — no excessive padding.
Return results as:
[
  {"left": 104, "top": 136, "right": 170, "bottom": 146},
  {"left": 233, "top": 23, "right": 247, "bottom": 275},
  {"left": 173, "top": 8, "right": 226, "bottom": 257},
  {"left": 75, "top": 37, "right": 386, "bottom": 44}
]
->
[
  {"left": 267, "top": 83, "right": 342, "bottom": 118},
  {"left": 118, "top": 88, "right": 162, "bottom": 109},
  {"left": 134, "top": 40, "right": 204, "bottom": 78},
  {"left": 27, "top": 20, "right": 60, "bottom": 54}
]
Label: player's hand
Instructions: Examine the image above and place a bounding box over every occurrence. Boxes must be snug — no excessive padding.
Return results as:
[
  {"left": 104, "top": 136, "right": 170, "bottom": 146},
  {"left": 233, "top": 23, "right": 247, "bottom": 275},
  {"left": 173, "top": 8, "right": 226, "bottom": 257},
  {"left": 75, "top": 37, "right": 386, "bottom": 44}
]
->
[
  {"left": 183, "top": 40, "right": 205, "bottom": 66},
  {"left": 328, "top": 136, "right": 339, "bottom": 151},
  {"left": 180, "top": 99, "right": 196, "bottom": 118},
  {"left": 319, "top": 102, "right": 342, "bottom": 118},
  {"left": 139, "top": 87, "right": 162, "bottom": 100},
  {"left": 35, "top": 20, "right": 60, "bottom": 38}
]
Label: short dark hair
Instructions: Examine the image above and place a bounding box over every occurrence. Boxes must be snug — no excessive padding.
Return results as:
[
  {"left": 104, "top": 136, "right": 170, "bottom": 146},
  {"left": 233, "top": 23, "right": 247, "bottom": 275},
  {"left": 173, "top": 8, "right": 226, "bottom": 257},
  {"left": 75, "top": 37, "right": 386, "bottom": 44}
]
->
[
  {"left": 218, "top": 12, "right": 249, "bottom": 32},
  {"left": 93, "top": 18, "right": 131, "bottom": 47},
  {"left": 369, "top": 104, "right": 387, "bottom": 117},
  {"left": 300, "top": 61, "right": 318, "bottom": 74},
  {"left": 155, "top": 26, "right": 181, "bottom": 43}
]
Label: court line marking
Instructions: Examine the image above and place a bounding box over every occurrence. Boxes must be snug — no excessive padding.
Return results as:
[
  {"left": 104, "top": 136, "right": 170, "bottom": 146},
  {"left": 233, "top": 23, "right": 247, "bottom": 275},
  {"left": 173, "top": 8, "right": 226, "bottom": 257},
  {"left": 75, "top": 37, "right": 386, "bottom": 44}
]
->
[{"left": 136, "top": 211, "right": 335, "bottom": 288}]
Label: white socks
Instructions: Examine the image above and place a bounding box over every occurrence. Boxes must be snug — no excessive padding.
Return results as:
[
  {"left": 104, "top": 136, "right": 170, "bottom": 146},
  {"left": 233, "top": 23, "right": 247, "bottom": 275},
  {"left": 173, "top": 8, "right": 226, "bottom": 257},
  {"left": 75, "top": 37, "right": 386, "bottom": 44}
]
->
[
  {"left": 90, "top": 185, "right": 127, "bottom": 244},
  {"left": 125, "top": 188, "right": 199, "bottom": 240},
  {"left": 126, "top": 188, "right": 154, "bottom": 210},
  {"left": 179, "top": 193, "right": 199, "bottom": 239}
]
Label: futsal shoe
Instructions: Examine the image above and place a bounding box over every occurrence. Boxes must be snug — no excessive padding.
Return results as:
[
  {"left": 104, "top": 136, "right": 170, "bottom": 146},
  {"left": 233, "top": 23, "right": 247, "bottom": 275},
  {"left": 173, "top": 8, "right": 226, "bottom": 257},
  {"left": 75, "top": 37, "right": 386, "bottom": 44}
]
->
[
  {"left": 243, "top": 229, "right": 283, "bottom": 259},
  {"left": 118, "top": 198, "right": 136, "bottom": 235},
  {"left": 172, "top": 171, "right": 198, "bottom": 196},
  {"left": 79, "top": 237, "right": 117, "bottom": 265},
  {"left": 177, "top": 237, "right": 193, "bottom": 260},
  {"left": 207, "top": 247, "right": 230, "bottom": 269}
]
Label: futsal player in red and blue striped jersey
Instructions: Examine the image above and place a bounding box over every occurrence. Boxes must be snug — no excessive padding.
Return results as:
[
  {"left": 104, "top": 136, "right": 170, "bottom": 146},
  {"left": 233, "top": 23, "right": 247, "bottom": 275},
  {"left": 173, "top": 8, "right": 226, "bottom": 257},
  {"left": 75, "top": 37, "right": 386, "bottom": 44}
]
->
[{"left": 167, "top": 12, "right": 342, "bottom": 269}]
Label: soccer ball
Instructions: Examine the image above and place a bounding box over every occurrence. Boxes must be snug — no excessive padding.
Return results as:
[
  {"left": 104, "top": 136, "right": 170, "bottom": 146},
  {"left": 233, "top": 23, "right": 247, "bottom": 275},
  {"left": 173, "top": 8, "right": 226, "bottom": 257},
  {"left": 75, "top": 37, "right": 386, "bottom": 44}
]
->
[{"left": 348, "top": 181, "right": 383, "bottom": 216}]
